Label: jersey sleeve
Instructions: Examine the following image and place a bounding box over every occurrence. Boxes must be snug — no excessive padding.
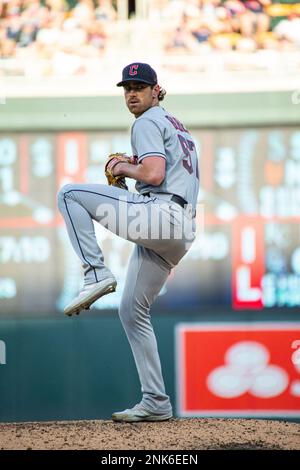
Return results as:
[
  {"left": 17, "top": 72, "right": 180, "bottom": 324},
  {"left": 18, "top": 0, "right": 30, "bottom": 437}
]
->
[{"left": 132, "top": 118, "right": 166, "bottom": 163}]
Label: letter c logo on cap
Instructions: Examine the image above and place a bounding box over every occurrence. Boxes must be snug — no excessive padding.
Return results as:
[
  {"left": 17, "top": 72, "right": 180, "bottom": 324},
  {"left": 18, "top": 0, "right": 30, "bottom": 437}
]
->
[{"left": 129, "top": 65, "right": 139, "bottom": 76}]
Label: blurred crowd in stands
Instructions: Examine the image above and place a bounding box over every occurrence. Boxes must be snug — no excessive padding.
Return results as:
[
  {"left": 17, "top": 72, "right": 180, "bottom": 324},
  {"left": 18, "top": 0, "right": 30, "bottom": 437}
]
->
[
  {"left": 0, "top": 0, "right": 299, "bottom": 74},
  {"left": 163, "top": 0, "right": 300, "bottom": 53},
  {"left": 0, "top": 0, "right": 115, "bottom": 63}
]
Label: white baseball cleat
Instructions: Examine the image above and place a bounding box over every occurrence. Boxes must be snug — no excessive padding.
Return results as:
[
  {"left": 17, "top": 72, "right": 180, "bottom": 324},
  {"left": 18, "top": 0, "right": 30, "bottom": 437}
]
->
[
  {"left": 111, "top": 403, "right": 173, "bottom": 422},
  {"left": 64, "top": 277, "right": 117, "bottom": 317}
]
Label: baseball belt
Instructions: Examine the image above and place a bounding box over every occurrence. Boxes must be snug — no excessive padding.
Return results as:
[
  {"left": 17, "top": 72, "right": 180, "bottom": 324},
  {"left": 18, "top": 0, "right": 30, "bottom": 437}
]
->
[{"left": 144, "top": 192, "right": 187, "bottom": 209}]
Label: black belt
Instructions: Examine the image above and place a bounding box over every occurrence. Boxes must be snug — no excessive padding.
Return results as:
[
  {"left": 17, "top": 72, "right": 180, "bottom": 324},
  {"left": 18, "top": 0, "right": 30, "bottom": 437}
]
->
[
  {"left": 170, "top": 194, "right": 188, "bottom": 208},
  {"left": 144, "top": 193, "right": 187, "bottom": 209}
]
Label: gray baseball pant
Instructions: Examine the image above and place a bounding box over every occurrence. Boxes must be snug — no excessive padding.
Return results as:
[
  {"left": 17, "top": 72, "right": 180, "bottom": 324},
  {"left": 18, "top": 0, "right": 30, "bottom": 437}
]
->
[{"left": 57, "top": 183, "right": 195, "bottom": 413}]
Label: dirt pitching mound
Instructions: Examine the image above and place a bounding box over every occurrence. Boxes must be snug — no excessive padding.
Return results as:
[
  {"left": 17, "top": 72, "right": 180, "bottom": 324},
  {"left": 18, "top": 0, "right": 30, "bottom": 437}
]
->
[{"left": 0, "top": 418, "right": 299, "bottom": 450}]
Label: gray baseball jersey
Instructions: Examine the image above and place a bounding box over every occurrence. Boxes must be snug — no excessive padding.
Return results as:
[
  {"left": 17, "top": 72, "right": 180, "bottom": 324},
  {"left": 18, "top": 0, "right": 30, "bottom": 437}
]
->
[
  {"left": 58, "top": 104, "right": 199, "bottom": 416},
  {"left": 132, "top": 106, "right": 199, "bottom": 214}
]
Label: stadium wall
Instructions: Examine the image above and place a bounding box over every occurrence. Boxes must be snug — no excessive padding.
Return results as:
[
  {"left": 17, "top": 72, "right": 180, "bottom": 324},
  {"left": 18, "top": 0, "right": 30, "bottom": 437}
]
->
[{"left": 0, "top": 90, "right": 298, "bottom": 131}]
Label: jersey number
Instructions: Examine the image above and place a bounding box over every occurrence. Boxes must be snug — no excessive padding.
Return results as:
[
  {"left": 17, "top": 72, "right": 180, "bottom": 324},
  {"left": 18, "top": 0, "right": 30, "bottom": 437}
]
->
[{"left": 178, "top": 135, "right": 199, "bottom": 179}]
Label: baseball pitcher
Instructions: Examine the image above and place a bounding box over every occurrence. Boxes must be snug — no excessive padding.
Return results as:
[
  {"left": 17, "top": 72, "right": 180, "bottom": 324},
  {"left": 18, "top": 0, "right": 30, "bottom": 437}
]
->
[{"left": 57, "top": 62, "right": 199, "bottom": 422}]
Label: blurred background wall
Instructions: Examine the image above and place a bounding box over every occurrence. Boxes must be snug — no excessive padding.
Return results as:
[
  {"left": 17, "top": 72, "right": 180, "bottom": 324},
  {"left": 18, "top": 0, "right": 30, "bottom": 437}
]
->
[{"left": 0, "top": 0, "right": 300, "bottom": 422}]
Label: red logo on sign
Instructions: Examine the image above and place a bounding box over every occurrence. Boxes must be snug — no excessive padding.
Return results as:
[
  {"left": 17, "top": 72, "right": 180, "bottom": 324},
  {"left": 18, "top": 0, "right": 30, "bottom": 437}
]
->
[
  {"left": 129, "top": 65, "right": 139, "bottom": 76},
  {"left": 176, "top": 323, "right": 300, "bottom": 417}
]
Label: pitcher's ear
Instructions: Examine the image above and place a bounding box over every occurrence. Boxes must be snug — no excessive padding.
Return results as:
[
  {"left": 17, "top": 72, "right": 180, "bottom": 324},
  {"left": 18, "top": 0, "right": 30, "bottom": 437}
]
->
[{"left": 153, "top": 84, "right": 160, "bottom": 97}]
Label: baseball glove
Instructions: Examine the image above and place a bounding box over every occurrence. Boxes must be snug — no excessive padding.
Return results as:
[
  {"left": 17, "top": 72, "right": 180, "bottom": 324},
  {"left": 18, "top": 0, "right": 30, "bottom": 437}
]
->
[{"left": 104, "top": 152, "right": 133, "bottom": 190}]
